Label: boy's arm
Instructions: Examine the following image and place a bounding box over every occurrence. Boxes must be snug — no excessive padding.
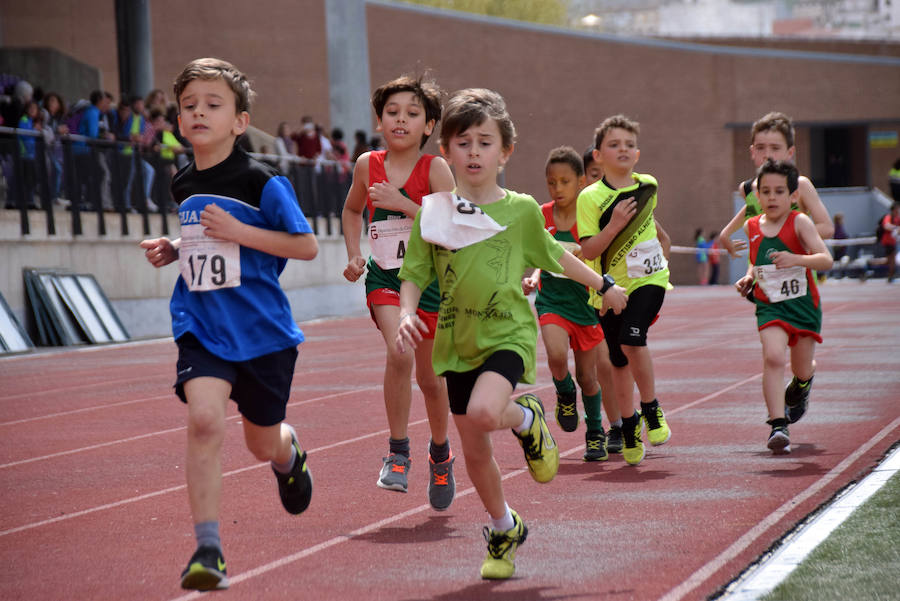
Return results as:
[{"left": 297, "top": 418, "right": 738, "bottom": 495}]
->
[
  {"left": 429, "top": 156, "right": 455, "bottom": 194},
  {"left": 797, "top": 177, "right": 834, "bottom": 240},
  {"left": 341, "top": 155, "right": 370, "bottom": 280},
  {"left": 200, "top": 205, "right": 318, "bottom": 260},
  {"left": 579, "top": 197, "right": 637, "bottom": 261},
  {"left": 655, "top": 218, "right": 671, "bottom": 260},
  {"left": 770, "top": 213, "right": 833, "bottom": 272},
  {"left": 396, "top": 279, "right": 426, "bottom": 353},
  {"left": 734, "top": 222, "right": 755, "bottom": 295},
  {"left": 557, "top": 250, "right": 627, "bottom": 314},
  {"left": 719, "top": 199, "right": 747, "bottom": 258}
]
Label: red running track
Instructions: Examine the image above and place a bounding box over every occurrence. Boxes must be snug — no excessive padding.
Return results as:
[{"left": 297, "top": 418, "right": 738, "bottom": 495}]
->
[{"left": 1, "top": 282, "right": 898, "bottom": 601}]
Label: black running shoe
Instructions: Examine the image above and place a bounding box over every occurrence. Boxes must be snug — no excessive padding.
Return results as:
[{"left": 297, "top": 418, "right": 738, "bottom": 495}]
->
[
  {"left": 784, "top": 374, "right": 813, "bottom": 424},
  {"left": 766, "top": 419, "right": 791, "bottom": 455},
  {"left": 273, "top": 425, "right": 313, "bottom": 514},
  {"left": 606, "top": 425, "right": 624, "bottom": 454},
  {"left": 181, "top": 545, "right": 228, "bottom": 590},
  {"left": 555, "top": 389, "right": 578, "bottom": 432},
  {"left": 583, "top": 429, "right": 608, "bottom": 462}
]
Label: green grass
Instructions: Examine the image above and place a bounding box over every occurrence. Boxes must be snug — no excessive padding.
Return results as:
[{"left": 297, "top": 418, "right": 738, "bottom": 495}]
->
[{"left": 761, "top": 470, "right": 900, "bottom": 601}]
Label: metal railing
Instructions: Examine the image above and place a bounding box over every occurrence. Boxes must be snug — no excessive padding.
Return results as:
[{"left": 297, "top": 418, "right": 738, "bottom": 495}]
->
[{"left": 0, "top": 126, "right": 351, "bottom": 237}]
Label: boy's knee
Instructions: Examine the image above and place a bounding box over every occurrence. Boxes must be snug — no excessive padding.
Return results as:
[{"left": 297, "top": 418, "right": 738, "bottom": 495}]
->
[{"left": 466, "top": 405, "right": 502, "bottom": 432}]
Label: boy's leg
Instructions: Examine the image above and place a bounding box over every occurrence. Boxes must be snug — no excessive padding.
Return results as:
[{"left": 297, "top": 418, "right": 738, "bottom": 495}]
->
[
  {"left": 760, "top": 327, "right": 790, "bottom": 421},
  {"left": 596, "top": 342, "right": 622, "bottom": 453},
  {"left": 541, "top": 323, "right": 579, "bottom": 432},
  {"left": 182, "top": 377, "right": 231, "bottom": 591},
  {"left": 372, "top": 304, "right": 414, "bottom": 491},
  {"left": 622, "top": 344, "right": 671, "bottom": 446},
  {"left": 785, "top": 338, "right": 817, "bottom": 423},
  {"left": 243, "top": 420, "right": 313, "bottom": 515},
  {"left": 454, "top": 375, "right": 527, "bottom": 580},
  {"left": 574, "top": 346, "right": 607, "bottom": 461},
  {"left": 413, "top": 338, "right": 456, "bottom": 511}
]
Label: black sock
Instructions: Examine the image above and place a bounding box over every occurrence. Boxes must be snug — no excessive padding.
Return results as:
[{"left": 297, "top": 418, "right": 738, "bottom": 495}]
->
[
  {"left": 389, "top": 437, "right": 410, "bottom": 457},
  {"left": 622, "top": 411, "right": 640, "bottom": 428},
  {"left": 767, "top": 417, "right": 788, "bottom": 428},
  {"left": 640, "top": 399, "right": 659, "bottom": 414},
  {"left": 429, "top": 439, "right": 450, "bottom": 463}
]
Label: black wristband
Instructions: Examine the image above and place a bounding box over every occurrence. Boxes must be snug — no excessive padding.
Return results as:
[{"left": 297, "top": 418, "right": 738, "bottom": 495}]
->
[{"left": 599, "top": 274, "right": 615, "bottom": 294}]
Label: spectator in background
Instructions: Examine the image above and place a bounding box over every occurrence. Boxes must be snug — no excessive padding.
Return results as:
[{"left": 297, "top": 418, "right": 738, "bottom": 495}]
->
[
  {"left": 331, "top": 128, "right": 348, "bottom": 161},
  {"left": 121, "top": 95, "right": 158, "bottom": 212},
  {"left": 149, "top": 108, "right": 183, "bottom": 212},
  {"left": 41, "top": 92, "right": 68, "bottom": 203},
  {"left": 695, "top": 228, "right": 709, "bottom": 285},
  {"left": 879, "top": 202, "right": 900, "bottom": 283},
  {"left": 73, "top": 89, "right": 115, "bottom": 211},
  {"left": 351, "top": 129, "right": 368, "bottom": 162},
  {"left": 831, "top": 212, "right": 848, "bottom": 263},
  {"left": 145, "top": 88, "right": 168, "bottom": 116},
  {"left": 291, "top": 115, "right": 321, "bottom": 161},
  {"left": 12, "top": 100, "right": 40, "bottom": 209},
  {"left": 707, "top": 231, "right": 720, "bottom": 285},
  {"left": 890, "top": 158, "right": 900, "bottom": 202},
  {"left": 317, "top": 123, "right": 333, "bottom": 163},
  {"left": 369, "top": 135, "right": 384, "bottom": 151},
  {"left": 273, "top": 121, "right": 294, "bottom": 174}
]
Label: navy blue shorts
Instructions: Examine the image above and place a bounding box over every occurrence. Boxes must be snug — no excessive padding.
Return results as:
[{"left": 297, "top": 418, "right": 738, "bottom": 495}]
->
[
  {"left": 174, "top": 333, "right": 298, "bottom": 427},
  {"left": 598, "top": 284, "right": 665, "bottom": 368},
  {"left": 443, "top": 350, "right": 525, "bottom": 415}
]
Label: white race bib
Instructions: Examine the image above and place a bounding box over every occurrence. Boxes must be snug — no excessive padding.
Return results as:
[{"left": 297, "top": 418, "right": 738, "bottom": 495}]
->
[
  {"left": 369, "top": 217, "right": 413, "bottom": 270},
  {"left": 625, "top": 238, "right": 668, "bottom": 279},
  {"left": 754, "top": 264, "right": 807, "bottom": 303},
  {"left": 179, "top": 224, "right": 241, "bottom": 292}
]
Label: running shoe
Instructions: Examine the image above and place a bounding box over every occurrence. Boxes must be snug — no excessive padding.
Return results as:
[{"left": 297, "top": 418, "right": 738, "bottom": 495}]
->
[
  {"left": 377, "top": 453, "right": 411, "bottom": 492},
  {"left": 555, "top": 389, "right": 578, "bottom": 432},
  {"left": 642, "top": 402, "right": 672, "bottom": 446},
  {"left": 606, "top": 424, "right": 624, "bottom": 454},
  {"left": 583, "top": 429, "right": 609, "bottom": 462},
  {"left": 767, "top": 421, "right": 791, "bottom": 454},
  {"left": 512, "top": 393, "right": 559, "bottom": 483},
  {"left": 784, "top": 374, "right": 813, "bottom": 424},
  {"left": 480, "top": 509, "right": 528, "bottom": 579},
  {"left": 622, "top": 415, "right": 645, "bottom": 466},
  {"left": 180, "top": 545, "right": 228, "bottom": 591},
  {"left": 428, "top": 452, "right": 456, "bottom": 511},
  {"left": 272, "top": 425, "right": 313, "bottom": 514}
]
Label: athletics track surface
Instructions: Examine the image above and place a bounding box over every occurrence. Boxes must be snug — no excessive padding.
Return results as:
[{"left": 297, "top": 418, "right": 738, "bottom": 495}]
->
[{"left": 1, "top": 282, "right": 898, "bottom": 601}]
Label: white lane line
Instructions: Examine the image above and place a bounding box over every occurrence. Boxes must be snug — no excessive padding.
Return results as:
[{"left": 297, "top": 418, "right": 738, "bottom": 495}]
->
[
  {"left": 717, "top": 444, "right": 900, "bottom": 601},
  {"left": 657, "top": 417, "right": 900, "bottom": 601}
]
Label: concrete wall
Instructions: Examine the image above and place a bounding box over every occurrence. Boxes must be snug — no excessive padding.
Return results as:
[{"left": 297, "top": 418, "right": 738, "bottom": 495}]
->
[
  {"left": 0, "top": 47, "right": 101, "bottom": 104},
  {"left": 0, "top": 210, "right": 365, "bottom": 341}
]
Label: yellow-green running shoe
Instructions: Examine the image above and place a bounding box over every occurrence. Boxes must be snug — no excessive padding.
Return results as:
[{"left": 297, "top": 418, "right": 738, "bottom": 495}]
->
[
  {"left": 480, "top": 509, "right": 528, "bottom": 579},
  {"left": 642, "top": 402, "right": 671, "bottom": 446},
  {"left": 512, "top": 393, "right": 559, "bottom": 483},
  {"left": 622, "top": 415, "right": 645, "bottom": 466}
]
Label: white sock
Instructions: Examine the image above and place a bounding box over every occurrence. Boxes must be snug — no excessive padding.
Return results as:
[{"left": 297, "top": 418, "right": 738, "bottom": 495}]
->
[
  {"left": 514, "top": 406, "right": 534, "bottom": 434},
  {"left": 490, "top": 504, "right": 515, "bottom": 531}
]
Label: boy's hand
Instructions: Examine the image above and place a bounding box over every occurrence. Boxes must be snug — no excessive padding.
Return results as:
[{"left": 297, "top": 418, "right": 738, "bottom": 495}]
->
[
  {"left": 140, "top": 237, "right": 178, "bottom": 267},
  {"left": 735, "top": 275, "right": 754, "bottom": 296},
  {"left": 369, "top": 182, "right": 410, "bottom": 214},
  {"left": 343, "top": 256, "right": 366, "bottom": 282},
  {"left": 608, "top": 198, "right": 637, "bottom": 232},
  {"left": 770, "top": 250, "right": 800, "bottom": 269},
  {"left": 200, "top": 204, "right": 244, "bottom": 242},
  {"left": 521, "top": 274, "right": 538, "bottom": 295},
  {"left": 396, "top": 312, "right": 427, "bottom": 354},
  {"left": 601, "top": 285, "right": 628, "bottom": 315},
  {"left": 723, "top": 237, "right": 747, "bottom": 258}
]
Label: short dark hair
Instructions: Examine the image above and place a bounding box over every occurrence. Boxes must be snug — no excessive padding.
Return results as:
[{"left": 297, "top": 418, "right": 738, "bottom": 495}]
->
[
  {"left": 89, "top": 90, "right": 104, "bottom": 105},
  {"left": 439, "top": 88, "right": 516, "bottom": 151},
  {"left": 582, "top": 146, "right": 596, "bottom": 172},
  {"left": 371, "top": 74, "right": 442, "bottom": 149},
  {"left": 756, "top": 158, "right": 799, "bottom": 194},
  {"left": 546, "top": 146, "right": 584, "bottom": 176},
  {"left": 594, "top": 114, "right": 639, "bottom": 149}
]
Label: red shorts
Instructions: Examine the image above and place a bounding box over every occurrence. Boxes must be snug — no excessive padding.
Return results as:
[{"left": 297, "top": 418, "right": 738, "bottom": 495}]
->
[
  {"left": 538, "top": 313, "right": 605, "bottom": 352},
  {"left": 366, "top": 288, "right": 438, "bottom": 339}
]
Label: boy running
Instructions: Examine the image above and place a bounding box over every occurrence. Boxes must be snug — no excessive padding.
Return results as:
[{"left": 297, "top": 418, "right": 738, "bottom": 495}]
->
[
  {"left": 735, "top": 159, "right": 833, "bottom": 453},
  {"left": 140, "top": 58, "right": 317, "bottom": 590}
]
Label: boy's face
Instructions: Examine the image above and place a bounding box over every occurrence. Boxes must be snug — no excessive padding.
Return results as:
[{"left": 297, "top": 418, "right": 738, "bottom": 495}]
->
[
  {"left": 376, "top": 91, "right": 433, "bottom": 151},
  {"left": 546, "top": 162, "right": 584, "bottom": 209},
  {"left": 757, "top": 172, "right": 798, "bottom": 221},
  {"left": 594, "top": 127, "right": 639, "bottom": 175},
  {"left": 442, "top": 118, "right": 511, "bottom": 189},
  {"left": 750, "top": 129, "right": 794, "bottom": 167},
  {"left": 177, "top": 78, "right": 248, "bottom": 151},
  {"left": 584, "top": 158, "right": 603, "bottom": 185}
]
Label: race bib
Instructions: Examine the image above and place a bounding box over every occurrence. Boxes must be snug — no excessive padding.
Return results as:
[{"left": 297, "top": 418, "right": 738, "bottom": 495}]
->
[
  {"left": 179, "top": 224, "right": 241, "bottom": 292},
  {"left": 754, "top": 264, "right": 807, "bottom": 303},
  {"left": 625, "top": 238, "right": 668, "bottom": 279},
  {"left": 369, "top": 217, "right": 413, "bottom": 270}
]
